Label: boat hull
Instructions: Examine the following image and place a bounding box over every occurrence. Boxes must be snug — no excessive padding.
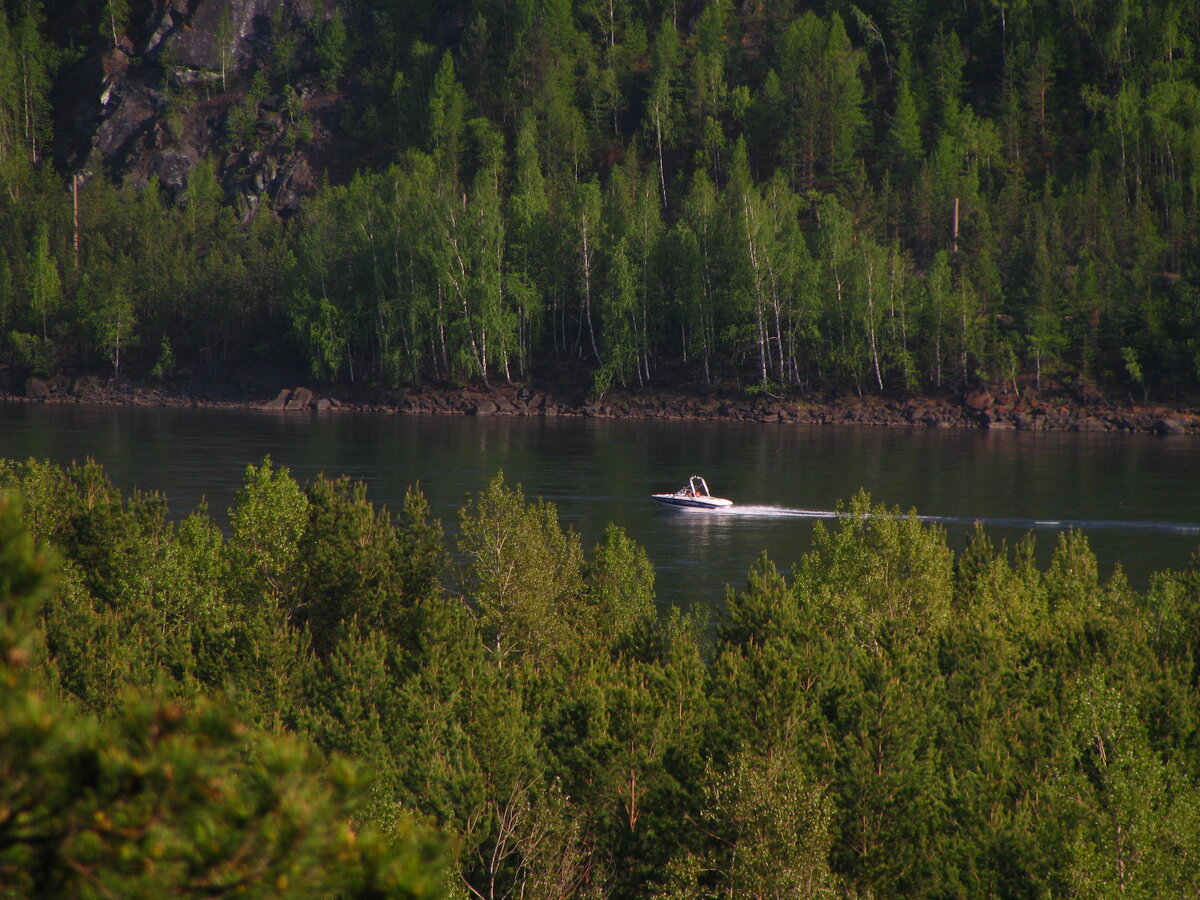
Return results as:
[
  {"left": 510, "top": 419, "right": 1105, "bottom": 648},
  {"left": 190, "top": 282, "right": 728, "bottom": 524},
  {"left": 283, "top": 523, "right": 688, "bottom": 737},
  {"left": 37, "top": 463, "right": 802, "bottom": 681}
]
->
[{"left": 651, "top": 494, "right": 733, "bottom": 510}]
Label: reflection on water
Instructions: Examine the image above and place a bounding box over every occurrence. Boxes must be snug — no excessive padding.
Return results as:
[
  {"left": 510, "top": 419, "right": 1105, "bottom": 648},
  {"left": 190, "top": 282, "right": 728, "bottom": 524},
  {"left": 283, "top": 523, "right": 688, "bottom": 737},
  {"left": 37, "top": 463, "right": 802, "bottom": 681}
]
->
[{"left": 1, "top": 402, "right": 1198, "bottom": 607}]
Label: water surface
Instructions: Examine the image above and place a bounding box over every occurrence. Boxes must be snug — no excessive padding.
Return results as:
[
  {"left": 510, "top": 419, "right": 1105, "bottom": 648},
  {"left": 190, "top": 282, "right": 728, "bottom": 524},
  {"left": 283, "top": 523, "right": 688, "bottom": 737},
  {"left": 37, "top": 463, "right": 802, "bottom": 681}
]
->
[{"left": 2, "top": 403, "right": 1198, "bottom": 607}]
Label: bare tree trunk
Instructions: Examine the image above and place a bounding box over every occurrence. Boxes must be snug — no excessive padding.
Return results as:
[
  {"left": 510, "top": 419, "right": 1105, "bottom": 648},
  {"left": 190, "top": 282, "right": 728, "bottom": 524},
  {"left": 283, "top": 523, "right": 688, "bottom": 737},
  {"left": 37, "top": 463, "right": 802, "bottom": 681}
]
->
[
  {"left": 577, "top": 211, "right": 601, "bottom": 364},
  {"left": 655, "top": 110, "right": 668, "bottom": 208},
  {"left": 952, "top": 196, "right": 959, "bottom": 253},
  {"left": 72, "top": 175, "right": 80, "bottom": 268},
  {"left": 864, "top": 250, "right": 883, "bottom": 391},
  {"left": 743, "top": 195, "right": 769, "bottom": 385}
]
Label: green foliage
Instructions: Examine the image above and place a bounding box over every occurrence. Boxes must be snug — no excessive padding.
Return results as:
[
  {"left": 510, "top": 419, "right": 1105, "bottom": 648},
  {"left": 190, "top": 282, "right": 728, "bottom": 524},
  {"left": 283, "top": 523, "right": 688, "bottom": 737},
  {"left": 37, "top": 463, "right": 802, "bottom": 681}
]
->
[
  {"left": 293, "top": 473, "right": 445, "bottom": 658},
  {"left": 698, "top": 747, "right": 838, "bottom": 899},
  {"left": 150, "top": 334, "right": 175, "bottom": 379},
  {"left": 886, "top": 55, "right": 923, "bottom": 180},
  {"left": 7, "top": 453, "right": 1200, "bottom": 898},
  {"left": 457, "top": 472, "right": 585, "bottom": 664},
  {"left": 226, "top": 457, "right": 310, "bottom": 606},
  {"left": 80, "top": 276, "right": 135, "bottom": 375},
  {"left": 0, "top": 490, "right": 450, "bottom": 899},
  {"left": 1054, "top": 668, "right": 1200, "bottom": 897},
  {"left": 317, "top": 8, "right": 348, "bottom": 91},
  {"left": 7, "top": 329, "right": 54, "bottom": 375},
  {"left": 4, "top": 2, "right": 1200, "bottom": 394},
  {"left": 795, "top": 491, "right": 955, "bottom": 650},
  {"left": 582, "top": 523, "right": 655, "bottom": 648},
  {"left": 0, "top": 493, "right": 55, "bottom": 662}
]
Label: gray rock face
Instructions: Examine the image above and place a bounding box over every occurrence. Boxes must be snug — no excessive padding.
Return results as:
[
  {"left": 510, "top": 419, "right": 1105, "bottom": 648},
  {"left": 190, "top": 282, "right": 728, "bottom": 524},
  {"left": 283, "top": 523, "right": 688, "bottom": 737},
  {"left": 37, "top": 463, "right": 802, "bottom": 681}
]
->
[
  {"left": 144, "top": 0, "right": 313, "bottom": 71},
  {"left": 92, "top": 73, "right": 164, "bottom": 172},
  {"left": 150, "top": 149, "right": 195, "bottom": 193},
  {"left": 65, "top": 0, "right": 332, "bottom": 217}
]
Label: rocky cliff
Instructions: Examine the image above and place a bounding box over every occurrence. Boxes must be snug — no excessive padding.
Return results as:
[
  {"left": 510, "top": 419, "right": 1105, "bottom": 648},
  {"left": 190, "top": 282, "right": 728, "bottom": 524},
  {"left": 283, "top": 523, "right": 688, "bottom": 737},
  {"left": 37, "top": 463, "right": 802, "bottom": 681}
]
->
[{"left": 57, "top": 0, "right": 345, "bottom": 216}]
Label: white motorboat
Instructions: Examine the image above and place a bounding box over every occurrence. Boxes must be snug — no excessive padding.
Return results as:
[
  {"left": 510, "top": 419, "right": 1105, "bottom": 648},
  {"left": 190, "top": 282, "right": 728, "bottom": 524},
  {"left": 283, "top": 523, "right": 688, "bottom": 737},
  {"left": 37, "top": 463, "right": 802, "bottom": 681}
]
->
[{"left": 651, "top": 476, "right": 733, "bottom": 510}]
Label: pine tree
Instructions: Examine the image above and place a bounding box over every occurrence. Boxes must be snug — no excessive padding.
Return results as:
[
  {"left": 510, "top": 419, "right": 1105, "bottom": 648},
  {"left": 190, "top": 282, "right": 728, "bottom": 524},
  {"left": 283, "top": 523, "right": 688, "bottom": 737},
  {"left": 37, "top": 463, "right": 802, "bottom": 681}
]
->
[{"left": 886, "top": 63, "right": 923, "bottom": 181}]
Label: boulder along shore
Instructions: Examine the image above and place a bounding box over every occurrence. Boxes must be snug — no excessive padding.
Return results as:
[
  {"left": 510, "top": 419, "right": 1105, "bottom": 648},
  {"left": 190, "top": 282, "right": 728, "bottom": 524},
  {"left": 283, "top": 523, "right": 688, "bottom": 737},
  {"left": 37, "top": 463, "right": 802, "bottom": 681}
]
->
[{"left": 4, "top": 371, "right": 1200, "bottom": 435}]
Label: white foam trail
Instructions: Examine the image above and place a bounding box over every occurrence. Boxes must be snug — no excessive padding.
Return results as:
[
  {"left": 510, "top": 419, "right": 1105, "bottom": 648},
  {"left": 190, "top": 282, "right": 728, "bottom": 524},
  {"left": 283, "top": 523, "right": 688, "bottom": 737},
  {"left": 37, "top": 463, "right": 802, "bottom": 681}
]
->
[
  {"left": 712, "top": 505, "right": 838, "bottom": 518},
  {"left": 913, "top": 513, "right": 1200, "bottom": 535},
  {"left": 661, "top": 505, "right": 1200, "bottom": 534}
]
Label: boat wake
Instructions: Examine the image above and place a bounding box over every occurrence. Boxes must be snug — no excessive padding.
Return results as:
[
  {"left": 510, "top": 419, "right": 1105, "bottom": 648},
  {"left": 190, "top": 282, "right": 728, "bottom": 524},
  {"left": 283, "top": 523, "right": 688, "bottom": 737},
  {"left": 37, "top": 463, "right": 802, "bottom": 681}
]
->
[
  {"left": 671, "top": 504, "right": 1200, "bottom": 535},
  {"left": 916, "top": 513, "right": 1200, "bottom": 535},
  {"left": 702, "top": 505, "right": 838, "bottom": 519}
]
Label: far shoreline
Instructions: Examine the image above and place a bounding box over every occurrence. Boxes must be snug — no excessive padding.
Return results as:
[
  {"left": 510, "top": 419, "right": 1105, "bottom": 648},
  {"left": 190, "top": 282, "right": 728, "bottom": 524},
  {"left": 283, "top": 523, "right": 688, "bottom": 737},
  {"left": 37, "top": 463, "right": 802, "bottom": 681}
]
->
[{"left": 3, "top": 371, "right": 1199, "bottom": 435}]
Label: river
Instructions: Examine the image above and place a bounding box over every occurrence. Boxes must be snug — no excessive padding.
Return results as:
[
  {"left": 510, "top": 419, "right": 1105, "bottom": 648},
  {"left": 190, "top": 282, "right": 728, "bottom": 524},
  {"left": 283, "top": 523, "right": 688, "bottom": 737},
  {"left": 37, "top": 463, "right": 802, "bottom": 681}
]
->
[{"left": 2, "top": 402, "right": 1198, "bottom": 607}]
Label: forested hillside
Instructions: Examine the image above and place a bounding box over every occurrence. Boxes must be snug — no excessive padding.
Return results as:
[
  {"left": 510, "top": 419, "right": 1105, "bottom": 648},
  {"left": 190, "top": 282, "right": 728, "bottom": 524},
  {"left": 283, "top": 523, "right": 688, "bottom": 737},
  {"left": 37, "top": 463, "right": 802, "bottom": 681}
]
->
[
  {"left": 1, "top": 0, "right": 1199, "bottom": 399},
  {"left": 4, "top": 460, "right": 1200, "bottom": 897}
]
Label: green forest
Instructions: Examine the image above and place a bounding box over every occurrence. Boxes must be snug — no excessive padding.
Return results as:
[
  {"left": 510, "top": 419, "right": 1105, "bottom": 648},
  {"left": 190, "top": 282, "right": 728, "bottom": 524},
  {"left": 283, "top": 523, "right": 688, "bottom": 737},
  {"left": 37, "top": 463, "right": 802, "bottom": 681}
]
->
[
  {"left": 3, "top": 459, "right": 1200, "bottom": 897},
  {"left": 1, "top": 0, "right": 1199, "bottom": 398}
]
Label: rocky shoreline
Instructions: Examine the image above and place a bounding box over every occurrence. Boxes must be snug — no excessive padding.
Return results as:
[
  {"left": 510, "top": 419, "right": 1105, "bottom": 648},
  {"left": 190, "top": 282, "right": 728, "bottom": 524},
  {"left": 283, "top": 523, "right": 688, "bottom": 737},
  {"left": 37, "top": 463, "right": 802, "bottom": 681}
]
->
[{"left": 6, "top": 371, "right": 1200, "bottom": 435}]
